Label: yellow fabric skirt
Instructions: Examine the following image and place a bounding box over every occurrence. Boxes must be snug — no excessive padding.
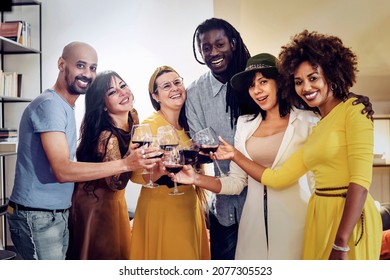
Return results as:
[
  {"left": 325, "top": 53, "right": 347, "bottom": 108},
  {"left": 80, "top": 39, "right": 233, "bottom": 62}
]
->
[
  {"left": 302, "top": 190, "right": 382, "bottom": 259},
  {"left": 129, "top": 184, "right": 210, "bottom": 260}
]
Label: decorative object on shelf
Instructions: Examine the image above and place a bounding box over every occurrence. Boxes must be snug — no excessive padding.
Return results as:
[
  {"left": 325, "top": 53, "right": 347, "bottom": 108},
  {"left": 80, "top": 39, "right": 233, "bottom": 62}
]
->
[
  {"left": 0, "top": 127, "right": 17, "bottom": 142},
  {"left": 0, "top": 21, "right": 22, "bottom": 42},
  {"left": 0, "top": 21, "right": 31, "bottom": 48}
]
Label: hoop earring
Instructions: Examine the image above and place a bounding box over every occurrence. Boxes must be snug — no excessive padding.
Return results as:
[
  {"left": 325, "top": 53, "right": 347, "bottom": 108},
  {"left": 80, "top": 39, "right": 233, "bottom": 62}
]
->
[{"left": 330, "top": 83, "right": 338, "bottom": 91}]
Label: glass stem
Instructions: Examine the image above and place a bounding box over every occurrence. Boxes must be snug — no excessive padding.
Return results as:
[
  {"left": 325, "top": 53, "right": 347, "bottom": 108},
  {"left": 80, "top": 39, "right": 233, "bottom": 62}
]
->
[{"left": 214, "top": 156, "right": 226, "bottom": 177}]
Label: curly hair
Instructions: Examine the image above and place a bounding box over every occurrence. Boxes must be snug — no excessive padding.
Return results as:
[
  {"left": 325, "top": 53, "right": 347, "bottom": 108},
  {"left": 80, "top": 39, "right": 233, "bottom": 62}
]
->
[
  {"left": 277, "top": 30, "right": 358, "bottom": 112},
  {"left": 192, "top": 18, "right": 251, "bottom": 127}
]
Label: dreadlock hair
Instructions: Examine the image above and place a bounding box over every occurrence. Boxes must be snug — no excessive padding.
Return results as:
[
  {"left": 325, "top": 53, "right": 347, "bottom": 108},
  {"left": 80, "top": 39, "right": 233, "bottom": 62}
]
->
[{"left": 192, "top": 18, "right": 251, "bottom": 128}]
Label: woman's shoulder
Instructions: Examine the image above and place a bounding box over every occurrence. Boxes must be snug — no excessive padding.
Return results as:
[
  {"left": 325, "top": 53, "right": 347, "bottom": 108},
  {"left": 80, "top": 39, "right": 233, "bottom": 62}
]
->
[
  {"left": 237, "top": 114, "right": 260, "bottom": 123},
  {"left": 291, "top": 107, "right": 320, "bottom": 124}
]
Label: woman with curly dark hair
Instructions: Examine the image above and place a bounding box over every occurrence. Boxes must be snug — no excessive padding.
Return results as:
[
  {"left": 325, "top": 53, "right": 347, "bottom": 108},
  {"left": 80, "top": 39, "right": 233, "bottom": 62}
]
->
[
  {"left": 269, "top": 30, "right": 382, "bottom": 260},
  {"left": 239, "top": 30, "right": 381, "bottom": 259}
]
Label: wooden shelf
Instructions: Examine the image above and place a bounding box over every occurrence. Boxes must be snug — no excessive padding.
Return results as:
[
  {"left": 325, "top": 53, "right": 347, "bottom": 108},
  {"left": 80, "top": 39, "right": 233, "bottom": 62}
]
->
[{"left": 373, "top": 164, "right": 390, "bottom": 167}]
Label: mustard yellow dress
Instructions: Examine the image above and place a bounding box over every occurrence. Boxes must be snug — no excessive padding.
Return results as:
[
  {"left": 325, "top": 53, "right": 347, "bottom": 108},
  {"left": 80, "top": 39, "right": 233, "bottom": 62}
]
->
[
  {"left": 262, "top": 99, "right": 382, "bottom": 259},
  {"left": 130, "top": 112, "right": 210, "bottom": 260}
]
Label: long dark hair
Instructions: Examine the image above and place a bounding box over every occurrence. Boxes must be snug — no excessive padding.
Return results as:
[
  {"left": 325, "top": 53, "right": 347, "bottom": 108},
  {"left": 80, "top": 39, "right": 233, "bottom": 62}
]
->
[
  {"left": 192, "top": 18, "right": 251, "bottom": 127},
  {"left": 240, "top": 70, "right": 292, "bottom": 121},
  {"left": 77, "top": 70, "right": 135, "bottom": 162}
]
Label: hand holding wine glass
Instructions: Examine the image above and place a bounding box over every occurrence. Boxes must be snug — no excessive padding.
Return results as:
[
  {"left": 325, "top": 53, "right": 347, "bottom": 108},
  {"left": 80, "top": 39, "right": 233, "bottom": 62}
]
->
[
  {"left": 194, "top": 127, "right": 228, "bottom": 177},
  {"left": 213, "top": 136, "right": 236, "bottom": 161},
  {"left": 172, "top": 164, "right": 197, "bottom": 185}
]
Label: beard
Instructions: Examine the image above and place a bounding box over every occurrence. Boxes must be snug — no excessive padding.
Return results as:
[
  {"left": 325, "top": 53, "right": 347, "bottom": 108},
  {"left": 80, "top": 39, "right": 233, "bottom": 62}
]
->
[{"left": 65, "top": 68, "right": 93, "bottom": 95}]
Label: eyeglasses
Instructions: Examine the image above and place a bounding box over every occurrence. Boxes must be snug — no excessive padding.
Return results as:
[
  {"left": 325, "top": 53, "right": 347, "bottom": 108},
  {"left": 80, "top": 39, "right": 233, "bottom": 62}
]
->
[{"left": 155, "top": 77, "right": 184, "bottom": 92}]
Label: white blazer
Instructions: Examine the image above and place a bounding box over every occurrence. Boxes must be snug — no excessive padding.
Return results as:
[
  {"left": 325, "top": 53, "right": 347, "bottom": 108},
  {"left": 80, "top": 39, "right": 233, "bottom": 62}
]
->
[{"left": 219, "top": 107, "right": 319, "bottom": 259}]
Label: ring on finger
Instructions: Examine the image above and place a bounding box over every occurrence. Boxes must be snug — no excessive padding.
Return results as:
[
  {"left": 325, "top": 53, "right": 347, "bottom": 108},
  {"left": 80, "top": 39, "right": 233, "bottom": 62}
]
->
[{"left": 142, "top": 154, "right": 146, "bottom": 159}]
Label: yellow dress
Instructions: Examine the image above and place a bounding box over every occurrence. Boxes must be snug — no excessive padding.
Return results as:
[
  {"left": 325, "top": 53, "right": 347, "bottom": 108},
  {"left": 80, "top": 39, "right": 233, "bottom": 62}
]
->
[
  {"left": 262, "top": 99, "right": 382, "bottom": 259},
  {"left": 129, "top": 112, "right": 210, "bottom": 260}
]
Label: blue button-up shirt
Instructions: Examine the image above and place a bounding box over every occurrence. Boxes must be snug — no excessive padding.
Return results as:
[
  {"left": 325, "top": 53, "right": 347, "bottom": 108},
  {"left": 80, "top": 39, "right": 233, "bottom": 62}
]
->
[{"left": 185, "top": 71, "right": 247, "bottom": 227}]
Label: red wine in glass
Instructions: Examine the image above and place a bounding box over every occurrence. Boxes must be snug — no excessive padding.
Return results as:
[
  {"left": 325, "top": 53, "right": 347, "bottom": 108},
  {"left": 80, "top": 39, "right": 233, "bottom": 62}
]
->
[
  {"left": 197, "top": 154, "right": 213, "bottom": 164},
  {"left": 165, "top": 164, "right": 184, "bottom": 174},
  {"left": 194, "top": 127, "right": 228, "bottom": 177},
  {"left": 182, "top": 149, "right": 198, "bottom": 165},
  {"left": 199, "top": 145, "right": 219, "bottom": 154}
]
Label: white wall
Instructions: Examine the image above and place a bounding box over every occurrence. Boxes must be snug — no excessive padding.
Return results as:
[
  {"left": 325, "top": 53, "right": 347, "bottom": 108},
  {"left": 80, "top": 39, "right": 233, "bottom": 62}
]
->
[{"left": 39, "top": 0, "right": 213, "bottom": 213}]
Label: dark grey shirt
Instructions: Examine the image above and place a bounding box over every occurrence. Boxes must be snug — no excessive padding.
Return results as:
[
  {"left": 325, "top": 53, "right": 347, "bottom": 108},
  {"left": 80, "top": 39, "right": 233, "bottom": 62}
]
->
[{"left": 185, "top": 71, "right": 247, "bottom": 227}]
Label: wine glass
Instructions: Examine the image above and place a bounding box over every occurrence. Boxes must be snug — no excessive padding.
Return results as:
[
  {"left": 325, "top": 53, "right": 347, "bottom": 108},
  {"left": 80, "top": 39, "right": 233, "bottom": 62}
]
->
[
  {"left": 194, "top": 127, "right": 228, "bottom": 177},
  {"left": 131, "top": 124, "right": 153, "bottom": 174},
  {"left": 163, "top": 146, "right": 185, "bottom": 196},
  {"left": 157, "top": 125, "right": 179, "bottom": 151},
  {"left": 143, "top": 136, "right": 163, "bottom": 188},
  {"left": 181, "top": 138, "right": 199, "bottom": 166}
]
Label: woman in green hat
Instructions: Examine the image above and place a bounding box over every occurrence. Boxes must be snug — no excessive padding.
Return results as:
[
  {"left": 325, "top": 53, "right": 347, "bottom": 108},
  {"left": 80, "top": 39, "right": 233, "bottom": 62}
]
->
[{"left": 173, "top": 49, "right": 375, "bottom": 259}]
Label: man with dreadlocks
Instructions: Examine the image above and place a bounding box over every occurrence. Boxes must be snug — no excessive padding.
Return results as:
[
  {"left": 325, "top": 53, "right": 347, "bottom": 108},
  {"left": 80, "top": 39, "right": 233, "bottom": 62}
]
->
[{"left": 185, "top": 18, "right": 251, "bottom": 260}]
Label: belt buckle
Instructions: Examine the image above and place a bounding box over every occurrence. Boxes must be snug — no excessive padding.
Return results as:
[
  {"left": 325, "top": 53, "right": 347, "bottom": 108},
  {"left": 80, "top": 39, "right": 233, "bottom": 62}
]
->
[{"left": 6, "top": 205, "right": 14, "bottom": 214}]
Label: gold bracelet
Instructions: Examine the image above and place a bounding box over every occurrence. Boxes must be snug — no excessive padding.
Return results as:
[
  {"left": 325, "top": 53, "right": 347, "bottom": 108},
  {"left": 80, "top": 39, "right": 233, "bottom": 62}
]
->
[{"left": 332, "top": 243, "right": 350, "bottom": 252}]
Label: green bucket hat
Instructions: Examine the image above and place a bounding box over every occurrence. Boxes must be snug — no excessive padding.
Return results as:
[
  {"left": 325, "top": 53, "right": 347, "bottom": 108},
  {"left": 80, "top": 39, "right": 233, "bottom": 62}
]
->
[{"left": 230, "top": 53, "right": 279, "bottom": 91}]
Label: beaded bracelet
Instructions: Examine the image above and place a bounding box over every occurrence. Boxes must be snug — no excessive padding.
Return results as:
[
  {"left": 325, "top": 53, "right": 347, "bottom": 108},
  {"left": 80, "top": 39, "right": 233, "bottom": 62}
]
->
[{"left": 332, "top": 243, "right": 350, "bottom": 252}]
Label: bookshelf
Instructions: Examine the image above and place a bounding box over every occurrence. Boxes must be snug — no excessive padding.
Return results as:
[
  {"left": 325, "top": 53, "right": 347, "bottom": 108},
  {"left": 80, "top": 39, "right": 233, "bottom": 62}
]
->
[{"left": 0, "top": 0, "right": 41, "bottom": 249}]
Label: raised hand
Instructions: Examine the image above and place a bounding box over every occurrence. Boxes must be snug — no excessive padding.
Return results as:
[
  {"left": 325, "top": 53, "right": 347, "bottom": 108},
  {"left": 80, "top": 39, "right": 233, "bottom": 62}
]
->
[
  {"left": 124, "top": 146, "right": 161, "bottom": 171},
  {"left": 214, "top": 136, "right": 236, "bottom": 161}
]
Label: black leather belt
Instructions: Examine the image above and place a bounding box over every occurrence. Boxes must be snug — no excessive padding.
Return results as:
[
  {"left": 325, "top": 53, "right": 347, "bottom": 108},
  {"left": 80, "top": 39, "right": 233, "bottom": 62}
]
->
[{"left": 8, "top": 201, "right": 68, "bottom": 213}]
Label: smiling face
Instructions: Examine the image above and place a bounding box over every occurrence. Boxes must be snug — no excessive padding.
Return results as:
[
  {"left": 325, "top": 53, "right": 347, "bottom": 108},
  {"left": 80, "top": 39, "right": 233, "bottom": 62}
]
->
[
  {"left": 248, "top": 72, "right": 279, "bottom": 113},
  {"left": 198, "top": 28, "right": 236, "bottom": 80},
  {"left": 153, "top": 71, "right": 186, "bottom": 112},
  {"left": 293, "top": 61, "right": 337, "bottom": 116},
  {"left": 104, "top": 75, "right": 134, "bottom": 116},
  {"left": 61, "top": 43, "right": 98, "bottom": 95}
]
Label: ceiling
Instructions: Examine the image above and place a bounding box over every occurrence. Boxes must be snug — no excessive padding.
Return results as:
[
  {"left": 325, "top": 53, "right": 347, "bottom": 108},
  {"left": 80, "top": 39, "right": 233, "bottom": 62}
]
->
[{"left": 215, "top": 0, "right": 390, "bottom": 102}]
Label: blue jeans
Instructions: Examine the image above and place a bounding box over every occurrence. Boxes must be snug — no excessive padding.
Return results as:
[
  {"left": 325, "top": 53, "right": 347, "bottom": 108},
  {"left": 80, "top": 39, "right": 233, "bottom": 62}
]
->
[
  {"left": 209, "top": 211, "right": 238, "bottom": 260},
  {"left": 7, "top": 206, "right": 69, "bottom": 260}
]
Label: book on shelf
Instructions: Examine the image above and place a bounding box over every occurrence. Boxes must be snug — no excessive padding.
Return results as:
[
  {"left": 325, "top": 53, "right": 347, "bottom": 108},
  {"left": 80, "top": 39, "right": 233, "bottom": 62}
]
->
[
  {"left": 0, "top": 141, "right": 18, "bottom": 153},
  {"left": 0, "top": 21, "right": 22, "bottom": 42},
  {"left": 0, "top": 20, "right": 31, "bottom": 47},
  {"left": 0, "top": 128, "right": 18, "bottom": 143},
  {"left": 1, "top": 71, "right": 22, "bottom": 97},
  {"left": 19, "top": 21, "right": 31, "bottom": 47}
]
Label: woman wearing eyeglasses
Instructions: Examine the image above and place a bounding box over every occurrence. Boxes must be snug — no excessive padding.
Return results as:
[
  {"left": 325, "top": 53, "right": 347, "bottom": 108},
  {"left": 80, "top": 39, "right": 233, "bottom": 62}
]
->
[{"left": 129, "top": 66, "right": 210, "bottom": 260}]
